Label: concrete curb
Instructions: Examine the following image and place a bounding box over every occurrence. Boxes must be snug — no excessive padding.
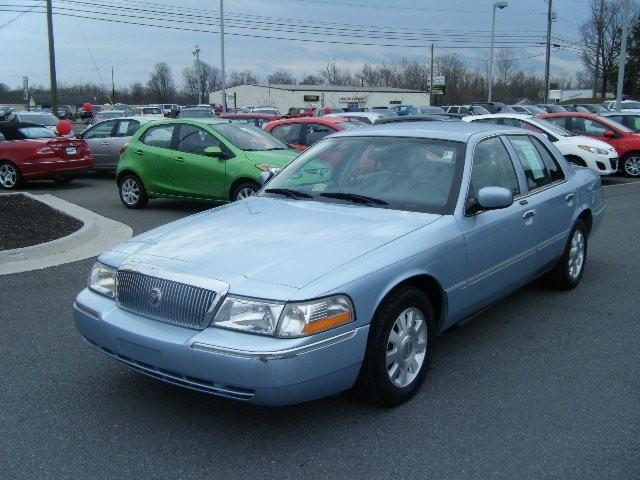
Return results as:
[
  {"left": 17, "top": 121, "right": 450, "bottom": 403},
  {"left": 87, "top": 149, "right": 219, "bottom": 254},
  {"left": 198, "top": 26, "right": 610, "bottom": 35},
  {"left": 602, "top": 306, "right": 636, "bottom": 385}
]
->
[{"left": 0, "top": 192, "right": 132, "bottom": 275}]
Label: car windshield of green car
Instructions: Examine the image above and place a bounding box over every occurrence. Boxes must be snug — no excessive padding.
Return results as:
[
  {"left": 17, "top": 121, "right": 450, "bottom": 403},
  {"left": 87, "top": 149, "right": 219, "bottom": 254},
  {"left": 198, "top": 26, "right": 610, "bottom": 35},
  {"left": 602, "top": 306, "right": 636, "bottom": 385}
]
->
[
  {"left": 261, "top": 135, "right": 465, "bottom": 214},
  {"left": 211, "top": 123, "right": 290, "bottom": 151}
]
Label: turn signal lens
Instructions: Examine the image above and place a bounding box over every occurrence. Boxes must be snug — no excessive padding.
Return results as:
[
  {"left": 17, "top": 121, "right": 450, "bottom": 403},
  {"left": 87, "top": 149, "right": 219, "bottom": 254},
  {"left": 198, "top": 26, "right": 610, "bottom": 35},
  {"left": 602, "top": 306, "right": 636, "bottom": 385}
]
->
[
  {"left": 276, "top": 295, "right": 354, "bottom": 337},
  {"left": 119, "top": 144, "right": 128, "bottom": 155}
]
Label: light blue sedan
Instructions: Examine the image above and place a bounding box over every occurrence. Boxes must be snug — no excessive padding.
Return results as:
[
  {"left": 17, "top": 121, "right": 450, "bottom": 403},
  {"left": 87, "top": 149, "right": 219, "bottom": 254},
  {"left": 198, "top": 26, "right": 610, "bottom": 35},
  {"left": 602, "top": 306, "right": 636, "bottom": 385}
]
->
[{"left": 73, "top": 122, "right": 604, "bottom": 406}]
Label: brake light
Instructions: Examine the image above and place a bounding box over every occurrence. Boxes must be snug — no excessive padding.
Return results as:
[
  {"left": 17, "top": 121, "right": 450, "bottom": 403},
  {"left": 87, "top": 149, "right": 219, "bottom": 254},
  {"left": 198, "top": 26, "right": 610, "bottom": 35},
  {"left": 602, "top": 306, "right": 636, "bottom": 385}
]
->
[
  {"left": 37, "top": 147, "right": 55, "bottom": 155},
  {"left": 119, "top": 144, "right": 128, "bottom": 155}
]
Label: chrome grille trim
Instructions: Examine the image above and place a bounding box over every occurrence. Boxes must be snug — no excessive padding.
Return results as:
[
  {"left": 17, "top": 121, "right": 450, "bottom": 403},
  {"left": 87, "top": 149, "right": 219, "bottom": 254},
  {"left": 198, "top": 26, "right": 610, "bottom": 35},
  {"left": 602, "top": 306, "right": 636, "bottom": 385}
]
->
[{"left": 115, "top": 263, "right": 230, "bottom": 330}]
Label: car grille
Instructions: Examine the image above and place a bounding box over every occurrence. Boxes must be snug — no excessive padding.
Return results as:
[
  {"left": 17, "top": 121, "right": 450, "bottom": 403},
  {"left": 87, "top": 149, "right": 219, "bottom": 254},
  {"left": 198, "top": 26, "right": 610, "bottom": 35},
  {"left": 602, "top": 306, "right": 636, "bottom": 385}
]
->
[
  {"left": 116, "top": 270, "right": 217, "bottom": 329},
  {"left": 610, "top": 158, "right": 618, "bottom": 170}
]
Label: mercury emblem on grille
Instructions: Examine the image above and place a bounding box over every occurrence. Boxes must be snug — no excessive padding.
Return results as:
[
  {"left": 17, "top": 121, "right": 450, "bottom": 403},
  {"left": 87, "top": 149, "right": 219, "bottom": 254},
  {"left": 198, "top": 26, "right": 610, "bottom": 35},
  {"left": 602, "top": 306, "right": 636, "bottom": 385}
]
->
[{"left": 148, "top": 287, "right": 163, "bottom": 307}]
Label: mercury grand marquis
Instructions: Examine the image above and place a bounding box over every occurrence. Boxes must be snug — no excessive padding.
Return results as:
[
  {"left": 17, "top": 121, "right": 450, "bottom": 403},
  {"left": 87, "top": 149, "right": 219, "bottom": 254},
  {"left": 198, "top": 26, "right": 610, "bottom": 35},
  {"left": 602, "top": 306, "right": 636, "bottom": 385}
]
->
[{"left": 73, "top": 122, "right": 604, "bottom": 406}]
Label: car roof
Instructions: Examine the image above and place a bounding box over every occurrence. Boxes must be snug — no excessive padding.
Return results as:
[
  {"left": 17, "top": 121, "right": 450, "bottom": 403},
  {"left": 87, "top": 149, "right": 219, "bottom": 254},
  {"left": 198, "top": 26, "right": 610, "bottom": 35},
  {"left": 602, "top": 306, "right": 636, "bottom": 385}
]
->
[
  {"left": 332, "top": 120, "right": 518, "bottom": 142},
  {"left": 538, "top": 112, "right": 599, "bottom": 118},
  {"left": 467, "top": 113, "right": 534, "bottom": 120},
  {"left": 220, "top": 113, "right": 280, "bottom": 119},
  {"left": 600, "top": 111, "right": 639, "bottom": 116},
  {"left": 269, "top": 116, "right": 350, "bottom": 125}
]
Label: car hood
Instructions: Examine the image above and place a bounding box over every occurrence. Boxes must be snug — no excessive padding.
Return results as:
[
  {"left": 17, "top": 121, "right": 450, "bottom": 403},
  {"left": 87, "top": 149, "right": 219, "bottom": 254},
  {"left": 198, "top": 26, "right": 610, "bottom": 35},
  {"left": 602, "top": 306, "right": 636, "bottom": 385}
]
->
[
  {"left": 112, "top": 197, "right": 441, "bottom": 290},
  {"left": 561, "top": 135, "right": 616, "bottom": 152},
  {"left": 243, "top": 149, "right": 298, "bottom": 166}
]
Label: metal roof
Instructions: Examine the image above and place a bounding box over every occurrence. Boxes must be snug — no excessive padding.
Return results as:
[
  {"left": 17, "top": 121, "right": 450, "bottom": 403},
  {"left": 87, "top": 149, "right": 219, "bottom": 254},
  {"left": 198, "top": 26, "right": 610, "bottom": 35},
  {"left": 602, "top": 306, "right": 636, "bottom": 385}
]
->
[{"left": 226, "top": 84, "right": 428, "bottom": 94}]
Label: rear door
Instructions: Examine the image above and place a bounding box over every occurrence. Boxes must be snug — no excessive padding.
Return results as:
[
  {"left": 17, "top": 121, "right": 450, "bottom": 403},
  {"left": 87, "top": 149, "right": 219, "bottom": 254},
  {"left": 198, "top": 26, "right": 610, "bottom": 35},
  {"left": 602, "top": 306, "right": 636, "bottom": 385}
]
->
[
  {"left": 171, "top": 123, "right": 226, "bottom": 199},
  {"left": 82, "top": 120, "right": 117, "bottom": 168},
  {"left": 505, "top": 134, "right": 574, "bottom": 270},
  {"left": 137, "top": 124, "right": 178, "bottom": 195}
]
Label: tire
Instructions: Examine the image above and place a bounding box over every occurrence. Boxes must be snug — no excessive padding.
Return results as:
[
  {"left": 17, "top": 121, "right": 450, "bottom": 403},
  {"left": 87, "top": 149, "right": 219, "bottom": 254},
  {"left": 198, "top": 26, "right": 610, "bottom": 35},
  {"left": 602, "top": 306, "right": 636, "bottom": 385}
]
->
[
  {"left": 545, "top": 219, "right": 588, "bottom": 290},
  {"left": 0, "top": 161, "right": 23, "bottom": 190},
  {"left": 356, "top": 286, "right": 435, "bottom": 407},
  {"left": 118, "top": 173, "right": 148, "bottom": 209},
  {"left": 621, "top": 154, "right": 640, "bottom": 178},
  {"left": 230, "top": 180, "right": 260, "bottom": 202}
]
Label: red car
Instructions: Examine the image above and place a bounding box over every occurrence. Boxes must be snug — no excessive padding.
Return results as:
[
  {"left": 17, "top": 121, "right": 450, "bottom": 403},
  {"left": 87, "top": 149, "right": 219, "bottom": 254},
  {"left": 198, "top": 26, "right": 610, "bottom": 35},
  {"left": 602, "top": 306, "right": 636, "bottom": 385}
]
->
[
  {"left": 539, "top": 112, "right": 640, "bottom": 177},
  {"left": 219, "top": 113, "right": 283, "bottom": 128},
  {"left": 263, "top": 116, "right": 364, "bottom": 151},
  {"left": 0, "top": 122, "right": 93, "bottom": 190}
]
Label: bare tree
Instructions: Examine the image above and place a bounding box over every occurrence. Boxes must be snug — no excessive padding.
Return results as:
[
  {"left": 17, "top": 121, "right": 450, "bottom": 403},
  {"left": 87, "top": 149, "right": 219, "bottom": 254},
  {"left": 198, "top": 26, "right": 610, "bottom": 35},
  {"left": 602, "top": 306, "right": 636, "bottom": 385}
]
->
[
  {"left": 129, "top": 82, "right": 146, "bottom": 104},
  {"left": 268, "top": 69, "right": 296, "bottom": 85},
  {"left": 495, "top": 49, "right": 519, "bottom": 85},
  {"left": 300, "top": 73, "right": 324, "bottom": 85},
  {"left": 182, "top": 60, "right": 221, "bottom": 103},
  {"left": 579, "top": 0, "right": 625, "bottom": 98},
  {"left": 147, "top": 62, "right": 176, "bottom": 103},
  {"left": 320, "top": 60, "right": 353, "bottom": 86},
  {"left": 228, "top": 70, "right": 259, "bottom": 87}
]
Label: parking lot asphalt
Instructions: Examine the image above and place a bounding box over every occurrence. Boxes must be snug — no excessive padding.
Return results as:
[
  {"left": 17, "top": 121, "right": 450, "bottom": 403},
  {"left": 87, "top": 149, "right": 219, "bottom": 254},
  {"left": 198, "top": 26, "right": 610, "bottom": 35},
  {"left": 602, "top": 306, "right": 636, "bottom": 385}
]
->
[{"left": 1, "top": 175, "right": 639, "bottom": 479}]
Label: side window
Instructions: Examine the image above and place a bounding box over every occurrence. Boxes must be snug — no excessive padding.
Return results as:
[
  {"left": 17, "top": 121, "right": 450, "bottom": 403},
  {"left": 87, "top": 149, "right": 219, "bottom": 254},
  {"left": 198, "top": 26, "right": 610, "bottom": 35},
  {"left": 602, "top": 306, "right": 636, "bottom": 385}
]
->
[
  {"left": 0, "top": 132, "right": 5, "bottom": 141},
  {"left": 141, "top": 125, "right": 175, "bottom": 149},
  {"left": 115, "top": 120, "right": 140, "bottom": 137},
  {"left": 507, "top": 135, "right": 553, "bottom": 190},
  {"left": 84, "top": 121, "right": 116, "bottom": 139},
  {"left": 545, "top": 117, "right": 569, "bottom": 131},
  {"left": 469, "top": 137, "right": 520, "bottom": 200},
  {"left": 270, "top": 124, "right": 301, "bottom": 144},
  {"left": 530, "top": 137, "right": 565, "bottom": 183},
  {"left": 304, "top": 123, "right": 334, "bottom": 146},
  {"left": 176, "top": 124, "right": 220, "bottom": 155},
  {"left": 459, "top": 107, "right": 470, "bottom": 114},
  {"left": 583, "top": 119, "right": 608, "bottom": 136}
]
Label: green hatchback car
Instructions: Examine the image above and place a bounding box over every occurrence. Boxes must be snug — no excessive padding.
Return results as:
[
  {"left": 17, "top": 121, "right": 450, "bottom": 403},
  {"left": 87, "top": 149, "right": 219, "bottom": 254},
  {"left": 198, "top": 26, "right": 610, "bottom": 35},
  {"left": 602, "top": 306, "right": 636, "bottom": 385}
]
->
[{"left": 116, "top": 119, "right": 299, "bottom": 208}]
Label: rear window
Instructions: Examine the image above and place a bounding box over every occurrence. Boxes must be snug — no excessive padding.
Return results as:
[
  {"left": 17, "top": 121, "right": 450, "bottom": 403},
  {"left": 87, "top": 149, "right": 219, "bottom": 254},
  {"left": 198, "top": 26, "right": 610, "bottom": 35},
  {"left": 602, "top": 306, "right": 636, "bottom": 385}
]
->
[
  {"left": 22, "top": 114, "right": 58, "bottom": 126},
  {"left": 19, "top": 127, "right": 56, "bottom": 139}
]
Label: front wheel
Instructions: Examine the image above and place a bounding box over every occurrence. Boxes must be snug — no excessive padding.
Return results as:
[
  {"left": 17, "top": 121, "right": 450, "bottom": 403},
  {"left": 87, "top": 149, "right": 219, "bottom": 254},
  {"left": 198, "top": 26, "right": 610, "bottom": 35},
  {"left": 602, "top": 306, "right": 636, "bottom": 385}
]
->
[
  {"left": 622, "top": 154, "right": 640, "bottom": 178},
  {"left": 230, "top": 181, "right": 259, "bottom": 202},
  {"left": 119, "top": 174, "right": 148, "bottom": 209},
  {"left": 0, "top": 161, "right": 22, "bottom": 190},
  {"left": 356, "top": 286, "right": 435, "bottom": 406},
  {"left": 545, "top": 220, "right": 587, "bottom": 290}
]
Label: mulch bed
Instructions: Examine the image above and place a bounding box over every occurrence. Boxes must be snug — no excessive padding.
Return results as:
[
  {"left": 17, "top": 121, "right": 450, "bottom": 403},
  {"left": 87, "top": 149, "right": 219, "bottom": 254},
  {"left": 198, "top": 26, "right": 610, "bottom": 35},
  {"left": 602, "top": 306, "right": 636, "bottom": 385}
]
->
[{"left": 0, "top": 194, "right": 83, "bottom": 250}]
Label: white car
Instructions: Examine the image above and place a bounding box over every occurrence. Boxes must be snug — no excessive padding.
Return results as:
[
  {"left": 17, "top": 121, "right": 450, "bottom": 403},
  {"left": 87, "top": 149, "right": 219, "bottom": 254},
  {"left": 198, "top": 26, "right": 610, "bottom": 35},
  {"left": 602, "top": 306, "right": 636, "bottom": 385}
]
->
[
  {"left": 602, "top": 100, "right": 640, "bottom": 112},
  {"left": 463, "top": 113, "right": 618, "bottom": 176},
  {"left": 324, "top": 111, "right": 386, "bottom": 124}
]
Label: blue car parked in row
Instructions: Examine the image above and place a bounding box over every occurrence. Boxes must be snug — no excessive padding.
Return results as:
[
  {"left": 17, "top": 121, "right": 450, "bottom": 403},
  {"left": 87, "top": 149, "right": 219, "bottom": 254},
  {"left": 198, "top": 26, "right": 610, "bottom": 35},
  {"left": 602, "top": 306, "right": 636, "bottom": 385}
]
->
[{"left": 73, "top": 122, "right": 604, "bottom": 406}]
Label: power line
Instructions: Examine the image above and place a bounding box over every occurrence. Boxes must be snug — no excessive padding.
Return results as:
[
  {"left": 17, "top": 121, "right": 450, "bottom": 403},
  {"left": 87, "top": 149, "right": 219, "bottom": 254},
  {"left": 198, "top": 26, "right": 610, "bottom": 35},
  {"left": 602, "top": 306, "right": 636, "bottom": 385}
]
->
[{"left": 0, "top": 0, "right": 40, "bottom": 29}]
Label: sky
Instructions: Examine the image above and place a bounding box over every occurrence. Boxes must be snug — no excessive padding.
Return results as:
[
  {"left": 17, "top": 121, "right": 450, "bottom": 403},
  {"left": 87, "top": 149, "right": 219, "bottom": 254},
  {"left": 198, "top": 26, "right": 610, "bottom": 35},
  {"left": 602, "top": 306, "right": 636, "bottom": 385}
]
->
[{"left": 0, "top": 0, "right": 589, "bottom": 90}]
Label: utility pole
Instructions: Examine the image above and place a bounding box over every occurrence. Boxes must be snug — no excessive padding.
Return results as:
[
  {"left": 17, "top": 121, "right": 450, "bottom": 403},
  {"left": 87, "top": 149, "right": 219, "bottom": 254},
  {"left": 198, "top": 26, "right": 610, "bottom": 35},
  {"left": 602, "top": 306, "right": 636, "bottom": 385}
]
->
[
  {"left": 544, "top": 0, "right": 553, "bottom": 103},
  {"left": 615, "top": 0, "right": 631, "bottom": 110},
  {"left": 593, "top": 0, "right": 604, "bottom": 98},
  {"left": 46, "top": 0, "right": 58, "bottom": 117},
  {"left": 193, "top": 44, "right": 202, "bottom": 104},
  {"left": 429, "top": 43, "right": 434, "bottom": 106},
  {"left": 111, "top": 66, "right": 115, "bottom": 104},
  {"left": 220, "top": 0, "right": 227, "bottom": 112}
]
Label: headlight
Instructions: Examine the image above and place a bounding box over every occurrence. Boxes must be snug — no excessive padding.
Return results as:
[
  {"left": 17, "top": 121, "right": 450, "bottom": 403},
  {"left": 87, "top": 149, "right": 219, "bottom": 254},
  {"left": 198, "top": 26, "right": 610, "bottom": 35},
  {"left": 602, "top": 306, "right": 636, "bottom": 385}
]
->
[
  {"left": 277, "top": 295, "right": 354, "bottom": 337},
  {"left": 212, "top": 294, "right": 354, "bottom": 337},
  {"left": 213, "top": 296, "right": 285, "bottom": 335},
  {"left": 255, "top": 163, "right": 282, "bottom": 174},
  {"left": 578, "top": 145, "right": 610, "bottom": 155},
  {"left": 88, "top": 262, "right": 117, "bottom": 298}
]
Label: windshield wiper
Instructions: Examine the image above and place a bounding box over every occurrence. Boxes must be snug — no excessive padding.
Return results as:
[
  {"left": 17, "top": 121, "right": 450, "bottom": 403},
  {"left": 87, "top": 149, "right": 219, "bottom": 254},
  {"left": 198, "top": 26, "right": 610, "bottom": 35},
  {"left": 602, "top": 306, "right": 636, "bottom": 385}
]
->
[
  {"left": 320, "top": 192, "right": 389, "bottom": 207},
  {"left": 264, "top": 188, "right": 313, "bottom": 199}
]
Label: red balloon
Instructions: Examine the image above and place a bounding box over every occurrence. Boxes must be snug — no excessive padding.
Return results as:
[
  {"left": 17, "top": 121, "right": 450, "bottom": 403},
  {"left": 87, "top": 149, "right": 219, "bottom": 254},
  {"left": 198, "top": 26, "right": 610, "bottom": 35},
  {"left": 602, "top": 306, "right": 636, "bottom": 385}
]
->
[
  {"left": 83, "top": 102, "right": 93, "bottom": 112},
  {"left": 57, "top": 120, "right": 73, "bottom": 136},
  {"left": 323, "top": 107, "right": 332, "bottom": 114}
]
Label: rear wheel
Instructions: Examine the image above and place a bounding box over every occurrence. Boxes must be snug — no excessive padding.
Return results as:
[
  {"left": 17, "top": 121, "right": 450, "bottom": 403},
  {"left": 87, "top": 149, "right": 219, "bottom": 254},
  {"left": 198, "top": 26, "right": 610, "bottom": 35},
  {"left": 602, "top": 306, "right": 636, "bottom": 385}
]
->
[
  {"left": 119, "top": 173, "right": 148, "bottom": 209},
  {"left": 622, "top": 154, "right": 640, "bottom": 178},
  {"left": 545, "top": 219, "right": 587, "bottom": 290},
  {"left": 0, "top": 161, "right": 22, "bottom": 190},
  {"left": 356, "top": 286, "right": 435, "bottom": 406},
  {"left": 231, "top": 181, "right": 260, "bottom": 201}
]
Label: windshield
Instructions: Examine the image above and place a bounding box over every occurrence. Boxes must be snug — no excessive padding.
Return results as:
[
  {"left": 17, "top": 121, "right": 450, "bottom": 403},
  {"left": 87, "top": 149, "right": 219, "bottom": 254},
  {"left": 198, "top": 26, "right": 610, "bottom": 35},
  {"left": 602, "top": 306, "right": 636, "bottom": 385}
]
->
[
  {"left": 623, "top": 101, "right": 640, "bottom": 109},
  {"left": 142, "top": 107, "right": 162, "bottom": 114},
  {"left": 23, "top": 114, "right": 58, "bottom": 126},
  {"left": 180, "top": 109, "right": 214, "bottom": 118},
  {"left": 337, "top": 121, "right": 367, "bottom": 130},
  {"left": 96, "top": 111, "right": 124, "bottom": 120},
  {"left": 534, "top": 118, "right": 574, "bottom": 137},
  {"left": 211, "top": 123, "right": 289, "bottom": 150},
  {"left": 19, "top": 127, "right": 57, "bottom": 138},
  {"left": 261, "top": 136, "right": 465, "bottom": 214},
  {"left": 470, "top": 105, "right": 490, "bottom": 114}
]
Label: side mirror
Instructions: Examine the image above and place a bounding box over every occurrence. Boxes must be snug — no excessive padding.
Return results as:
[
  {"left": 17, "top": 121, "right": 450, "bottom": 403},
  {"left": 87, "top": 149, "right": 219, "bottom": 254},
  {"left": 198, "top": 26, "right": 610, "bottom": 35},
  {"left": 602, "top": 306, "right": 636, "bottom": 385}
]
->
[
  {"left": 259, "top": 170, "right": 274, "bottom": 186},
  {"left": 204, "top": 146, "right": 223, "bottom": 157},
  {"left": 603, "top": 130, "right": 617, "bottom": 138},
  {"left": 468, "top": 186, "right": 513, "bottom": 214}
]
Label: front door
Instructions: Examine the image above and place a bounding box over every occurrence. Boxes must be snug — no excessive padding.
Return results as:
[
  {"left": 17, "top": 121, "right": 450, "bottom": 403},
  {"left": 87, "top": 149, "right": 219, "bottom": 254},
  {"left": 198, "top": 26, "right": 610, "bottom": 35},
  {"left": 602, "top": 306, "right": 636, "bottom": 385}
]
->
[
  {"left": 456, "top": 136, "right": 537, "bottom": 315},
  {"left": 171, "top": 124, "right": 226, "bottom": 199}
]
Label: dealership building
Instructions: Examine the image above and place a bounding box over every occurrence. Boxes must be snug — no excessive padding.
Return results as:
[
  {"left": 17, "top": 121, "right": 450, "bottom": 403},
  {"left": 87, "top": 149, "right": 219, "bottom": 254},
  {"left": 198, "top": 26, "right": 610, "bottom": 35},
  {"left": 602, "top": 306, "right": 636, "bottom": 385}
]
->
[{"left": 209, "top": 84, "right": 430, "bottom": 112}]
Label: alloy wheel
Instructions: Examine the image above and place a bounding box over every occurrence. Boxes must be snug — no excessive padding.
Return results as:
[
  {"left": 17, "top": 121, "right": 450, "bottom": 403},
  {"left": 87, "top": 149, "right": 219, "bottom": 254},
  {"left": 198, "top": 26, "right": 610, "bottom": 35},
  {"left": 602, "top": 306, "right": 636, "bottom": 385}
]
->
[
  {"left": 0, "top": 164, "right": 17, "bottom": 188},
  {"left": 121, "top": 178, "right": 140, "bottom": 206},
  {"left": 236, "top": 187, "right": 256, "bottom": 200},
  {"left": 568, "top": 229, "right": 585, "bottom": 280},
  {"left": 624, "top": 156, "right": 640, "bottom": 177},
  {"left": 386, "top": 307, "right": 428, "bottom": 388}
]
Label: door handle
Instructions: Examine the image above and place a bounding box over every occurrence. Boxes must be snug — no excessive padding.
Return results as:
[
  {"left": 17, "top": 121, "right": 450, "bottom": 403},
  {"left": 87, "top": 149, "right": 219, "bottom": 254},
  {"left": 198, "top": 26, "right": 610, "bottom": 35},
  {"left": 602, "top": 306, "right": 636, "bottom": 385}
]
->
[
  {"left": 175, "top": 156, "right": 185, "bottom": 163},
  {"left": 134, "top": 150, "right": 143, "bottom": 156},
  {"left": 101, "top": 141, "right": 110, "bottom": 145},
  {"left": 522, "top": 209, "right": 536, "bottom": 220},
  {"left": 565, "top": 193, "right": 576, "bottom": 202}
]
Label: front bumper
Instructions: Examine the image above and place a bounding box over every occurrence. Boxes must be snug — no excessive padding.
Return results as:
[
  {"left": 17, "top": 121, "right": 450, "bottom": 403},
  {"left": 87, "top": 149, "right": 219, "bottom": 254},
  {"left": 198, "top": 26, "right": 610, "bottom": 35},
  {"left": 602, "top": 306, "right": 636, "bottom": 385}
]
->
[{"left": 73, "top": 289, "right": 368, "bottom": 406}]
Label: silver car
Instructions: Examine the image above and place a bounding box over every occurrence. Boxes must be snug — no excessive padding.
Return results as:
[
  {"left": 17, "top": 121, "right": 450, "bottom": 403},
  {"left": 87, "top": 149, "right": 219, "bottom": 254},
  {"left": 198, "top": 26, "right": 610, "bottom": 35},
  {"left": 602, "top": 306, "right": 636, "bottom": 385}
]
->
[{"left": 79, "top": 116, "right": 155, "bottom": 171}]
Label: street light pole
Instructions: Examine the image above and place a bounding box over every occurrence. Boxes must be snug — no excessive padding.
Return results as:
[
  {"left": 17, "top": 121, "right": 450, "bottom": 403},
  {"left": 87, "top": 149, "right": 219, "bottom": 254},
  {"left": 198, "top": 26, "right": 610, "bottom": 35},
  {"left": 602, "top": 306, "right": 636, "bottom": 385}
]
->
[
  {"left": 220, "top": 0, "right": 227, "bottom": 112},
  {"left": 615, "top": 0, "right": 631, "bottom": 111},
  {"left": 488, "top": 1, "right": 508, "bottom": 103},
  {"left": 46, "top": 0, "right": 58, "bottom": 117}
]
